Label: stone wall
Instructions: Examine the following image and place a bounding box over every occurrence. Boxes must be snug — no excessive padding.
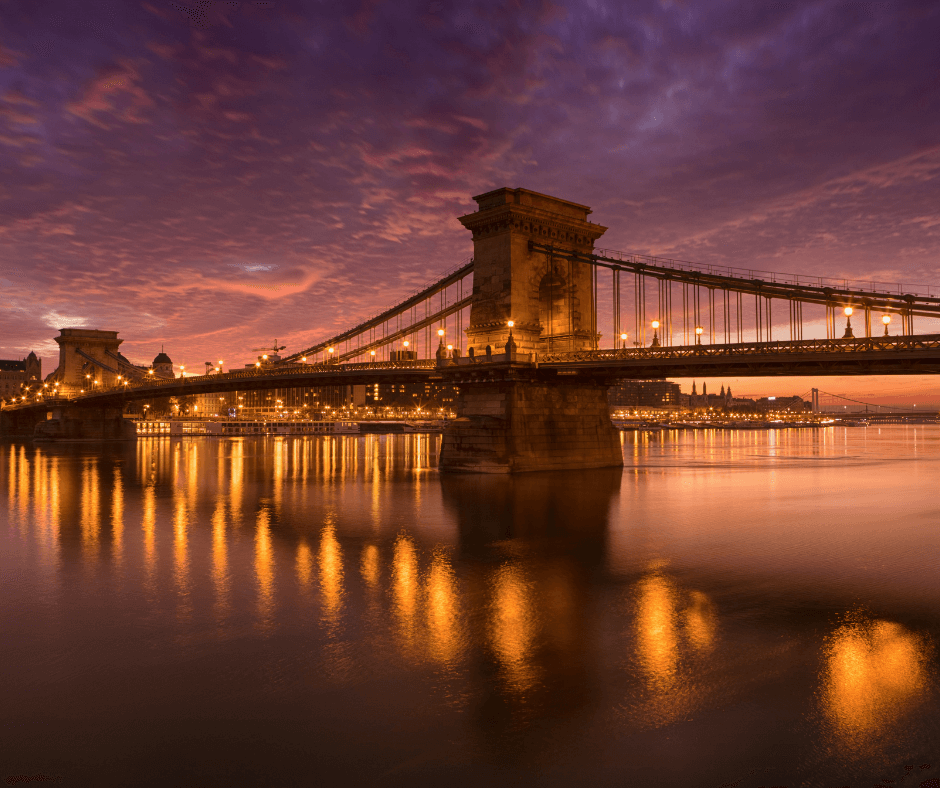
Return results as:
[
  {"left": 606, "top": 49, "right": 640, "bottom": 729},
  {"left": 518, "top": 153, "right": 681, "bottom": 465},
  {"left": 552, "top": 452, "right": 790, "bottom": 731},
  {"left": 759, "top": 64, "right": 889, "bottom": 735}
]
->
[
  {"left": 440, "top": 379, "right": 624, "bottom": 473},
  {"left": 33, "top": 407, "right": 137, "bottom": 441}
]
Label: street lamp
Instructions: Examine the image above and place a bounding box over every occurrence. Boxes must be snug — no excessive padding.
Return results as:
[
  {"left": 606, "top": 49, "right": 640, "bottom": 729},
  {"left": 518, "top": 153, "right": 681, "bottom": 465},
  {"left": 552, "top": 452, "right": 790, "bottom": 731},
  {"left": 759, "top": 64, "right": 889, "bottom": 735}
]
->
[
  {"left": 695, "top": 326, "right": 704, "bottom": 345},
  {"left": 842, "top": 306, "right": 855, "bottom": 339},
  {"left": 650, "top": 320, "right": 661, "bottom": 348},
  {"left": 882, "top": 314, "right": 891, "bottom": 336},
  {"left": 620, "top": 332, "right": 627, "bottom": 349}
]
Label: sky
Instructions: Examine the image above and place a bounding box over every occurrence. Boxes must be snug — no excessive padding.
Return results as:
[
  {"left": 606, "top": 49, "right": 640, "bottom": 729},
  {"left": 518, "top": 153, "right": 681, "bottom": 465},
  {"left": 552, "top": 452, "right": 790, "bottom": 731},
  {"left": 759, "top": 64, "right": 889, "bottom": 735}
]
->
[{"left": 1, "top": 0, "right": 939, "bottom": 404}]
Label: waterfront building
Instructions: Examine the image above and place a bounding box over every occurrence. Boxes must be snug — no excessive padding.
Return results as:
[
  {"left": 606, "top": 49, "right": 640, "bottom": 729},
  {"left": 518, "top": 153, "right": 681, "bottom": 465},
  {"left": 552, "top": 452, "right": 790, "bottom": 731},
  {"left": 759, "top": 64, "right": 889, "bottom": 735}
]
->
[
  {"left": 609, "top": 379, "right": 681, "bottom": 409},
  {"left": 0, "top": 351, "right": 41, "bottom": 401},
  {"left": 364, "top": 381, "right": 459, "bottom": 412},
  {"left": 152, "top": 350, "right": 174, "bottom": 379}
]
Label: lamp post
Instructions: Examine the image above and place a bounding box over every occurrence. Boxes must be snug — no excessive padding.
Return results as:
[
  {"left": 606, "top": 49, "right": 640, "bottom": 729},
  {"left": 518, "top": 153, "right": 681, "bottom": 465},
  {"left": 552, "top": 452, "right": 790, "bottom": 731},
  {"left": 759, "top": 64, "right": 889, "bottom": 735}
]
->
[
  {"left": 650, "top": 320, "right": 661, "bottom": 348},
  {"left": 695, "top": 326, "right": 704, "bottom": 345},
  {"left": 882, "top": 314, "right": 891, "bottom": 336},
  {"left": 842, "top": 307, "right": 855, "bottom": 339},
  {"left": 620, "top": 332, "right": 627, "bottom": 350}
]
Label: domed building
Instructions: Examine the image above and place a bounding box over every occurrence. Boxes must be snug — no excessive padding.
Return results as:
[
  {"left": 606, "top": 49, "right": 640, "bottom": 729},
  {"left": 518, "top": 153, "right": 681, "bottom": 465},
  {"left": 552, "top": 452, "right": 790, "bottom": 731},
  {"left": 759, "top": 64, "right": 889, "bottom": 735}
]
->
[{"left": 152, "top": 350, "right": 174, "bottom": 379}]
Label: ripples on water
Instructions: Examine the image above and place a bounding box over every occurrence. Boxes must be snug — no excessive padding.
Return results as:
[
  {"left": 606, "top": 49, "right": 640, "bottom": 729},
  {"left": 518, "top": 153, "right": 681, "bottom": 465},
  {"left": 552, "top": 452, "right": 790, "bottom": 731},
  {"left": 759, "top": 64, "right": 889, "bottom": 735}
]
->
[{"left": 1, "top": 427, "right": 938, "bottom": 787}]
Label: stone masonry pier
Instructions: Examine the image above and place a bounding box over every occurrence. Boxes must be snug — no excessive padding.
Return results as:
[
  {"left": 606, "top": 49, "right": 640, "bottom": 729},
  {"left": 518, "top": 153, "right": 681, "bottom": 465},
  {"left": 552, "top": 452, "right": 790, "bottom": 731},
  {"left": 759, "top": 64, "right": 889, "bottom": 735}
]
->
[{"left": 438, "top": 365, "right": 623, "bottom": 473}]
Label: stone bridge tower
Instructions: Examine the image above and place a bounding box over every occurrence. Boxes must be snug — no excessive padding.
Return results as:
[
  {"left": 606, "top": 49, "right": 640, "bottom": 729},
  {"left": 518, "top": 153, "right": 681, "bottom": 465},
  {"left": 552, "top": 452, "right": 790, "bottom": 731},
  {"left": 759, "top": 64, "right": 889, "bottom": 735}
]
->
[
  {"left": 50, "top": 329, "right": 123, "bottom": 395},
  {"left": 459, "top": 188, "right": 607, "bottom": 355},
  {"left": 440, "top": 187, "right": 622, "bottom": 474}
]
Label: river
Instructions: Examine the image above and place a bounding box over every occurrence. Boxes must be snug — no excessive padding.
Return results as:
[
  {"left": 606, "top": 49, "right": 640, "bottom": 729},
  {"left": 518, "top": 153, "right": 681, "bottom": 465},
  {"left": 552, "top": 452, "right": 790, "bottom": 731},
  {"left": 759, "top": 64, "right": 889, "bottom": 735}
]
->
[{"left": 1, "top": 427, "right": 938, "bottom": 787}]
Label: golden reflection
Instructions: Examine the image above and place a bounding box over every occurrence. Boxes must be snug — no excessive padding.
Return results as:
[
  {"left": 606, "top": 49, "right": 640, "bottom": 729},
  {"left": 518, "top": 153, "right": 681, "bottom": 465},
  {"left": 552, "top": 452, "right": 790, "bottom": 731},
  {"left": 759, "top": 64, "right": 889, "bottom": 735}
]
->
[
  {"left": 211, "top": 500, "right": 229, "bottom": 617},
  {"left": 142, "top": 484, "right": 156, "bottom": 581},
  {"left": 80, "top": 460, "right": 100, "bottom": 554},
  {"left": 635, "top": 573, "right": 678, "bottom": 689},
  {"left": 255, "top": 508, "right": 275, "bottom": 629},
  {"left": 229, "top": 441, "right": 244, "bottom": 524},
  {"left": 296, "top": 540, "right": 313, "bottom": 588},
  {"left": 822, "top": 616, "right": 928, "bottom": 747},
  {"left": 6, "top": 444, "right": 15, "bottom": 510},
  {"left": 186, "top": 442, "right": 199, "bottom": 507},
  {"left": 426, "top": 550, "right": 460, "bottom": 665},
  {"left": 111, "top": 465, "right": 124, "bottom": 562},
  {"left": 173, "top": 491, "right": 191, "bottom": 614},
  {"left": 42, "top": 456, "right": 61, "bottom": 556},
  {"left": 360, "top": 544, "right": 379, "bottom": 588},
  {"left": 15, "top": 444, "right": 29, "bottom": 525},
  {"left": 392, "top": 534, "right": 419, "bottom": 650},
  {"left": 489, "top": 564, "right": 536, "bottom": 692},
  {"left": 683, "top": 590, "right": 716, "bottom": 653},
  {"left": 318, "top": 520, "right": 344, "bottom": 622}
]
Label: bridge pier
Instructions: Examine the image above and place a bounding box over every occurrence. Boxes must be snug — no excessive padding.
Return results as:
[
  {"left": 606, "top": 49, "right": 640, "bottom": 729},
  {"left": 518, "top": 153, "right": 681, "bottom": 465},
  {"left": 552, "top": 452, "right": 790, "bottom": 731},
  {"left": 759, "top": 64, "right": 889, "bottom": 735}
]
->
[
  {"left": 33, "top": 405, "right": 136, "bottom": 442},
  {"left": 439, "top": 368, "right": 623, "bottom": 473},
  {"left": 0, "top": 407, "right": 47, "bottom": 439}
]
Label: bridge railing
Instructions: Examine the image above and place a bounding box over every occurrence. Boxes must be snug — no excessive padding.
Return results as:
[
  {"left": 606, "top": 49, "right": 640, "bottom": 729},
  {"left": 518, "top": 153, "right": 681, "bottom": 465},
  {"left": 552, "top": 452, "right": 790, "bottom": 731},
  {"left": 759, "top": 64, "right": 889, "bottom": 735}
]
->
[
  {"left": 538, "top": 333, "right": 940, "bottom": 364},
  {"left": 80, "top": 359, "right": 439, "bottom": 396}
]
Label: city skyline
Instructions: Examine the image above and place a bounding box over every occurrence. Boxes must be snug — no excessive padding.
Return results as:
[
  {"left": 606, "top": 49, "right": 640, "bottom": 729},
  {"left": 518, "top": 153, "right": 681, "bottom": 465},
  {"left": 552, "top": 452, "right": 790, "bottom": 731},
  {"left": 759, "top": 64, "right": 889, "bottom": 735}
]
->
[{"left": 2, "top": 1, "right": 939, "bottom": 403}]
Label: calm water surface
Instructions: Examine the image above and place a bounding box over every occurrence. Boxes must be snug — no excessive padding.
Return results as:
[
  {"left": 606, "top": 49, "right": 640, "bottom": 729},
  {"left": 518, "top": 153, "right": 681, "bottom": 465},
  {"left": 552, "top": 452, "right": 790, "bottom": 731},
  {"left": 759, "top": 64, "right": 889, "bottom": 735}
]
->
[{"left": 2, "top": 427, "right": 939, "bottom": 787}]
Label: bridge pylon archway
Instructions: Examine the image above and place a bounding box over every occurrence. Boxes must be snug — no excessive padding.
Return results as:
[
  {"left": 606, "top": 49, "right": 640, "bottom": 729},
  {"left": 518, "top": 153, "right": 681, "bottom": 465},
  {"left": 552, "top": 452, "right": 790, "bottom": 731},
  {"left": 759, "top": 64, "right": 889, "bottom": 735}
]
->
[{"left": 458, "top": 187, "right": 607, "bottom": 355}]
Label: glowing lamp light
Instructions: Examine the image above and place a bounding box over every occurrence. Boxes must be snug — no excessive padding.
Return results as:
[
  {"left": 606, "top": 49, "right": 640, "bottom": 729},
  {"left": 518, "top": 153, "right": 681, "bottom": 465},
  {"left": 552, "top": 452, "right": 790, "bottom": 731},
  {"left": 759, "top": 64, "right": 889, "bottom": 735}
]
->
[
  {"left": 437, "top": 328, "right": 445, "bottom": 337},
  {"left": 695, "top": 326, "right": 704, "bottom": 335},
  {"left": 302, "top": 356, "right": 307, "bottom": 362},
  {"left": 328, "top": 347, "right": 335, "bottom": 354},
  {"left": 447, "top": 344, "right": 453, "bottom": 351},
  {"left": 882, "top": 314, "right": 891, "bottom": 325},
  {"left": 620, "top": 333, "right": 627, "bottom": 341},
  {"left": 651, "top": 320, "right": 660, "bottom": 330},
  {"left": 403, "top": 340, "right": 410, "bottom": 348},
  {"left": 844, "top": 307, "right": 853, "bottom": 317},
  {"left": 255, "top": 362, "right": 261, "bottom": 367},
  {"left": 507, "top": 320, "right": 514, "bottom": 328},
  {"left": 370, "top": 350, "right": 375, "bottom": 356}
]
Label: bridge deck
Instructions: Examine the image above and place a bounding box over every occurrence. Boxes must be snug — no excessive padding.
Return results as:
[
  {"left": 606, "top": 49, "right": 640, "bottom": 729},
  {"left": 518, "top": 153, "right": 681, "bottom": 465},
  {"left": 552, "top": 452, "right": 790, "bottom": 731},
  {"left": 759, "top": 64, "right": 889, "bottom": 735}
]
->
[{"left": 6, "top": 335, "right": 940, "bottom": 414}]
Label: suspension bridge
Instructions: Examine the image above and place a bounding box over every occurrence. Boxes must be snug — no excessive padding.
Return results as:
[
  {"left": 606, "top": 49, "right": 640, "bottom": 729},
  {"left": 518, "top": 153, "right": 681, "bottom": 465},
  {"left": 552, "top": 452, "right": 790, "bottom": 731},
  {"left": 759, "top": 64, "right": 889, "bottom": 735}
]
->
[{"left": 4, "top": 187, "right": 940, "bottom": 471}]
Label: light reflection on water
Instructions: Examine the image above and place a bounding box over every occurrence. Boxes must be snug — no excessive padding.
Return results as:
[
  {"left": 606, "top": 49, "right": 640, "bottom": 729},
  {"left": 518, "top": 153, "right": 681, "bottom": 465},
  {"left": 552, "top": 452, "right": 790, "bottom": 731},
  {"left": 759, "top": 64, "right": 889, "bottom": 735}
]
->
[
  {"left": 822, "top": 614, "right": 930, "bottom": 752},
  {"left": 0, "top": 428, "right": 938, "bottom": 787}
]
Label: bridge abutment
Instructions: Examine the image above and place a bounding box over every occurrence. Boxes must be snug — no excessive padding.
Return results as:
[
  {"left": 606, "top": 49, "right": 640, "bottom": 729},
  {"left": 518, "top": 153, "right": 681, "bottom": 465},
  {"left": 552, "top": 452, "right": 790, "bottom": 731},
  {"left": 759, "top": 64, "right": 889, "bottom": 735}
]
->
[
  {"left": 439, "top": 371, "right": 623, "bottom": 473},
  {"left": 0, "top": 407, "right": 47, "bottom": 439},
  {"left": 34, "top": 406, "right": 136, "bottom": 442}
]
